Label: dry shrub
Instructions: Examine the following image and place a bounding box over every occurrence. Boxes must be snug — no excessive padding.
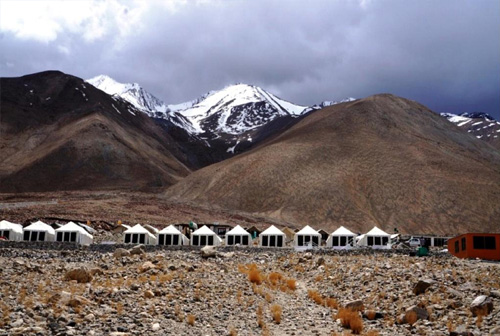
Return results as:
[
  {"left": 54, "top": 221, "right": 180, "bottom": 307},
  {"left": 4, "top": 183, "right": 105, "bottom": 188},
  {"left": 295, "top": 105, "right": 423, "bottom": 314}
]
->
[
  {"left": 270, "top": 304, "right": 282, "bottom": 324},
  {"left": 286, "top": 279, "right": 297, "bottom": 290},
  {"left": 187, "top": 314, "right": 195, "bottom": 326},
  {"left": 326, "top": 297, "right": 338, "bottom": 309},
  {"left": 265, "top": 292, "right": 273, "bottom": 303},
  {"left": 405, "top": 310, "right": 418, "bottom": 326},
  {"left": 336, "top": 308, "right": 363, "bottom": 334},
  {"left": 229, "top": 327, "right": 238, "bottom": 336},
  {"left": 315, "top": 275, "right": 323, "bottom": 282},
  {"left": 308, "top": 289, "right": 324, "bottom": 305},
  {"left": 248, "top": 264, "right": 264, "bottom": 285},
  {"left": 256, "top": 304, "right": 265, "bottom": 328},
  {"left": 268, "top": 272, "right": 283, "bottom": 286},
  {"left": 115, "top": 302, "right": 124, "bottom": 315}
]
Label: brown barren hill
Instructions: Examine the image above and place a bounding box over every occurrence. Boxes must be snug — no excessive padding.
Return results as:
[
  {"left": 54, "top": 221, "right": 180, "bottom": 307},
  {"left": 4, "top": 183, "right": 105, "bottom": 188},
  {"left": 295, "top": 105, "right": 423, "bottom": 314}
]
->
[
  {"left": 0, "top": 71, "right": 191, "bottom": 192},
  {"left": 165, "top": 94, "right": 500, "bottom": 235}
]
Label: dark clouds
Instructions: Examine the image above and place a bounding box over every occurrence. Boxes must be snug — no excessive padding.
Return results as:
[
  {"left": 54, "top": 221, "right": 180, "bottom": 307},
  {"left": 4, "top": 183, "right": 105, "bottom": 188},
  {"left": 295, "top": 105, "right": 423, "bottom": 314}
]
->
[{"left": 1, "top": 0, "right": 499, "bottom": 118}]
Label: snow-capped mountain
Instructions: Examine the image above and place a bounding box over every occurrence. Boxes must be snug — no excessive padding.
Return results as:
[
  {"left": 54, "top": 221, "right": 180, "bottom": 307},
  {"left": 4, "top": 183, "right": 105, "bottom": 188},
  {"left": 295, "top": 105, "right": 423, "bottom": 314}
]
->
[
  {"left": 441, "top": 112, "right": 500, "bottom": 144},
  {"left": 168, "top": 83, "right": 308, "bottom": 136},
  {"left": 86, "top": 75, "right": 168, "bottom": 116}
]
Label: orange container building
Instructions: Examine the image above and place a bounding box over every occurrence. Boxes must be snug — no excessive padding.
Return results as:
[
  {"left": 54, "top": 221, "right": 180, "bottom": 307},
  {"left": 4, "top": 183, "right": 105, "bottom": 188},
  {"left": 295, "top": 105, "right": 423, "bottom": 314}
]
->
[{"left": 448, "top": 233, "right": 500, "bottom": 261}]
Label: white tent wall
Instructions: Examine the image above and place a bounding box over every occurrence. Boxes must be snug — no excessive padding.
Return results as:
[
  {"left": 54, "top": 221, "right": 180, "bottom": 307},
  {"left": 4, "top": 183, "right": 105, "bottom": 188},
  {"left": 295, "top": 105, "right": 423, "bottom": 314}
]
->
[
  {"left": 23, "top": 221, "right": 56, "bottom": 242},
  {"left": 0, "top": 220, "right": 24, "bottom": 241},
  {"left": 294, "top": 226, "right": 321, "bottom": 247},
  {"left": 259, "top": 225, "right": 286, "bottom": 247}
]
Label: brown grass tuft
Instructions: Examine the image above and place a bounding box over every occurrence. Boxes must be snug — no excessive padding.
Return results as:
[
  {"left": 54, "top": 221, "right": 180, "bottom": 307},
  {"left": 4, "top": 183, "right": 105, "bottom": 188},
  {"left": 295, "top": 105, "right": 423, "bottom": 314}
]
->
[
  {"left": 248, "top": 264, "right": 264, "bottom": 285},
  {"left": 286, "top": 279, "right": 297, "bottom": 290},
  {"left": 270, "top": 304, "right": 282, "bottom": 324},
  {"left": 326, "top": 297, "right": 338, "bottom": 309},
  {"left": 187, "top": 314, "right": 195, "bottom": 326},
  {"left": 336, "top": 308, "right": 363, "bottom": 334},
  {"left": 405, "top": 310, "right": 417, "bottom": 326},
  {"left": 308, "top": 289, "right": 324, "bottom": 305}
]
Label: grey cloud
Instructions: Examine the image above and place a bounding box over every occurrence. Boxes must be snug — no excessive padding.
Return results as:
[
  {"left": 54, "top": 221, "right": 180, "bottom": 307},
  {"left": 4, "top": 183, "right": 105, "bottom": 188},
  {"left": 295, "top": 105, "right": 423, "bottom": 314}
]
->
[{"left": 0, "top": 0, "right": 498, "bottom": 118}]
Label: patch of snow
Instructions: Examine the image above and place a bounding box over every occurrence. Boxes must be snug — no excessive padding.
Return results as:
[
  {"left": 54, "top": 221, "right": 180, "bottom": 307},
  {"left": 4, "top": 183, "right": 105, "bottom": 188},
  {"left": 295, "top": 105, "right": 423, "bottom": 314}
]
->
[
  {"left": 227, "top": 141, "right": 240, "bottom": 153},
  {"left": 472, "top": 121, "right": 483, "bottom": 126},
  {"left": 45, "top": 97, "right": 51, "bottom": 101},
  {"left": 111, "top": 104, "right": 121, "bottom": 114}
]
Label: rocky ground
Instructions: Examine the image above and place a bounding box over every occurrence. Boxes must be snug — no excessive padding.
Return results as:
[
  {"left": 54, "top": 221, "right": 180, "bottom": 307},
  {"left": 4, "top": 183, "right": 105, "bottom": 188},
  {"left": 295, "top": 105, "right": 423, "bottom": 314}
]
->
[{"left": 0, "top": 246, "right": 499, "bottom": 336}]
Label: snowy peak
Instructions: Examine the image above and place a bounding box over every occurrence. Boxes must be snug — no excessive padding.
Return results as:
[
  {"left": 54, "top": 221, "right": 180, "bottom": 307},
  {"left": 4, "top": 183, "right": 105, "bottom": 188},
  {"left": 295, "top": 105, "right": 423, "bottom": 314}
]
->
[
  {"left": 86, "top": 75, "right": 168, "bottom": 116},
  {"left": 441, "top": 112, "right": 500, "bottom": 142},
  {"left": 170, "top": 83, "right": 309, "bottom": 135}
]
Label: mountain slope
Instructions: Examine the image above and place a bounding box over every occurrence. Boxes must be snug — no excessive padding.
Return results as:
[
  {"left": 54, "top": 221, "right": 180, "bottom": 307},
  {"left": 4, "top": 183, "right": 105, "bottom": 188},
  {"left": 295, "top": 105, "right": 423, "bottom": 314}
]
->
[
  {"left": 165, "top": 94, "right": 500, "bottom": 235},
  {"left": 441, "top": 112, "right": 500, "bottom": 149},
  {"left": 0, "top": 71, "right": 191, "bottom": 192}
]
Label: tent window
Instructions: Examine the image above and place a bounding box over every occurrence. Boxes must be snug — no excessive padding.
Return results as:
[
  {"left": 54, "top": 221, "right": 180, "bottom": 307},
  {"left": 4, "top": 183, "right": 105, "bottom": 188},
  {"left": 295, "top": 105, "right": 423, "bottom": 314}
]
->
[
  {"left": 139, "top": 234, "right": 145, "bottom": 244},
  {"left": 57, "top": 232, "right": 63, "bottom": 241},
  {"left": 298, "top": 235, "right": 303, "bottom": 246},
  {"left": 39, "top": 232, "right": 45, "bottom": 241},
  {"left": 367, "top": 236, "right": 374, "bottom": 246},
  {"left": 235, "top": 236, "right": 241, "bottom": 245},
  {"left": 262, "top": 236, "right": 268, "bottom": 247},
  {"left": 200, "top": 236, "right": 207, "bottom": 246},
  {"left": 70, "top": 232, "right": 77, "bottom": 242},
  {"left": 333, "top": 236, "right": 339, "bottom": 246},
  {"left": 2, "top": 231, "right": 9, "bottom": 240},
  {"left": 277, "top": 236, "right": 283, "bottom": 247},
  {"left": 208, "top": 236, "right": 214, "bottom": 246},
  {"left": 270, "top": 236, "right": 276, "bottom": 247},
  {"left": 312, "top": 236, "right": 318, "bottom": 245},
  {"left": 228, "top": 235, "right": 234, "bottom": 245},
  {"left": 340, "top": 236, "right": 346, "bottom": 246},
  {"left": 159, "top": 234, "right": 165, "bottom": 245},
  {"left": 193, "top": 235, "right": 199, "bottom": 246},
  {"left": 242, "top": 235, "right": 249, "bottom": 245},
  {"left": 64, "top": 232, "right": 70, "bottom": 242},
  {"left": 173, "top": 235, "right": 179, "bottom": 245},
  {"left": 30, "top": 232, "right": 38, "bottom": 241},
  {"left": 382, "top": 237, "right": 388, "bottom": 245},
  {"left": 461, "top": 237, "right": 466, "bottom": 251},
  {"left": 24, "top": 231, "right": 30, "bottom": 241},
  {"left": 455, "top": 241, "right": 459, "bottom": 253},
  {"left": 132, "top": 234, "right": 138, "bottom": 244},
  {"left": 166, "top": 234, "right": 172, "bottom": 245},
  {"left": 375, "top": 237, "right": 381, "bottom": 245},
  {"left": 124, "top": 233, "right": 131, "bottom": 243}
]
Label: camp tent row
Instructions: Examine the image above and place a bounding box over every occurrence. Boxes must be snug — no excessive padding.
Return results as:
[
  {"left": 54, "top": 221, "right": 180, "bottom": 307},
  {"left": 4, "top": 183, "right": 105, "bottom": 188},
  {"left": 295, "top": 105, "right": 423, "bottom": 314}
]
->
[{"left": 0, "top": 220, "right": 94, "bottom": 245}]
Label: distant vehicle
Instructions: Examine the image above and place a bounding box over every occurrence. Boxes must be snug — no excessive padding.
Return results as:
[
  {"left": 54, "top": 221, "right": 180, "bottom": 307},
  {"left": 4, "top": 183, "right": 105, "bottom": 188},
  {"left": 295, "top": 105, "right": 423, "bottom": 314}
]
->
[
  {"left": 407, "top": 237, "right": 422, "bottom": 247},
  {"left": 0, "top": 236, "right": 7, "bottom": 241}
]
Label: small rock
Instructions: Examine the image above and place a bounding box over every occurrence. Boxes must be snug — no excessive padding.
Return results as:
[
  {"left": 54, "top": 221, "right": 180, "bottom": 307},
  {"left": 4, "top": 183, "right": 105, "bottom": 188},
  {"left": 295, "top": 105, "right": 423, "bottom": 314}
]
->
[
  {"left": 113, "top": 248, "right": 131, "bottom": 258},
  {"left": 84, "top": 313, "right": 95, "bottom": 322},
  {"left": 345, "top": 299, "right": 364, "bottom": 312},
  {"left": 138, "top": 261, "right": 156, "bottom": 273},
  {"left": 11, "top": 318, "right": 23, "bottom": 327},
  {"left": 152, "top": 323, "right": 160, "bottom": 331},
  {"left": 167, "top": 264, "right": 176, "bottom": 271},
  {"left": 200, "top": 246, "right": 217, "bottom": 258},
  {"left": 316, "top": 257, "right": 325, "bottom": 266},
  {"left": 144, "top": 290, "right": 155, "bottom": 298},
  {"left": 490, "top": 326, "right": 500, "bottom": 335},
  {"left": 470, "top": 295, "right": 493, "bottom": 317},
  {"left": 399, "top": 305, "right": 429, "bottom": 324},
  {"left": 64, "top": 267, "right": 93, "bottom": 283},
  {"left": 413, "top": 279, "right": 434, "bottom": 295}
]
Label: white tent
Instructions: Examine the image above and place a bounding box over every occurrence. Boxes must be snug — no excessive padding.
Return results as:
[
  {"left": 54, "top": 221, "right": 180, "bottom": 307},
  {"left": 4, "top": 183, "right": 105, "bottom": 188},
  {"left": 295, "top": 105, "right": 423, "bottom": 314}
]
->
[
  {"left": 294, "top": 225, "right": 321, "bottom": 247},
  {"left": 356, "top": 226, "right": 391, "bottom": 249},
  {"left": 259, "top": 225, "right": 286, "bottom": 247},
  {"left": 123, "top": 224, "right": 157, "bottom": 245},
  {"left": 0, "top": 220, "right": 24, "bottom": 241},
  {"left": 23, "top": 220, "right": 55, "bottom": 242},
  {"left": 157, "top": 225, "right": 189, "bottom": 246},
  {"left": 191, "top": 225, "right": 222, "bottom": 246},
  {"left": 55, "top": 222, "right": 93, "bottom": 245},
  {"left": 225, "top": 225, "right": 252, "bottom": 246},
  {"left": 326, "top": 226, "right": 357, "bottom": 249}
]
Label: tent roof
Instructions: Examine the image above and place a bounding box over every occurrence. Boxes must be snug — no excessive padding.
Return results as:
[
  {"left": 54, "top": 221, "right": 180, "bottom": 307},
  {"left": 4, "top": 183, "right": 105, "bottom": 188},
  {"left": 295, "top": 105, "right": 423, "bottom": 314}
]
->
[
  {"left": 158, "top": 225, "right": 183, "bottom": 235},
  {"left": 261, "top": 225, "right": 285, "bottom": 236},
  {"left": 124, "top": 224, "right": 156, "bottom": 238},
  {"left": 56, "top": 222, "right": 93, "bottom": 238},
  {"left": 192, "top": 225, "right": 216, "bottom": 236},
  {"left": 331, "top": 226, "right": 356, "bottom": 236},
  {"left": 24, "top": 221, "right": 55, "bottom": 234},
  {"left": 365, "top": 226, "right": 390, "bottom": 236},
  {"left": 0, "top": 220, "right": 23, "bottom": 234},
  {"left": 296, "top": 225, "right": 320, "bottom": 236},
  {"left": 226, "top": 225, "right": 251, "bottom": 236}
]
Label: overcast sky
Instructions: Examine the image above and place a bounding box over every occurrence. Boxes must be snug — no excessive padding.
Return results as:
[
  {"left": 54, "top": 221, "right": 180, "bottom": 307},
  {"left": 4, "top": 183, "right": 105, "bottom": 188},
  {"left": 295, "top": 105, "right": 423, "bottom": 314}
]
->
[{"left": 1, "top": 0, "right": 499, "bottom": 118}]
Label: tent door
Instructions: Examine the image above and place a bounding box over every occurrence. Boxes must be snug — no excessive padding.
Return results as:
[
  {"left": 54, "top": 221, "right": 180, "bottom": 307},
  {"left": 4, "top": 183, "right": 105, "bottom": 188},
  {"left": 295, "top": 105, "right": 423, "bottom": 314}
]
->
[
  {"left": 166, "top": 234, "right": 172, "bottom": 245},
  {"left": 139, "top": 234, "right": 145, "bottom": 244},
  {"left": 340, "top": 236, "right": 346, "bottom": 246},
  {"left": 262, "top": 236, "right": 268, "bottom": 247},
  {"left": 64, "top": 232, "right": 70, "bottom": 242},
  {"left": 200, "top": 236, "right": 206, "bottom": 246},
  {"left": 277, "top": 236, "right": 283, "bottom": 247},
  {"left": 312, "top": 236, "right": 319, "bottom": 245},
  {"left": 3, "top": 231, "right": 10, "bottom": 240},
  {"left": 298, "top": 235, "right": 303, "bottom": 246},
  {"left": 159, "top": 234, "right": 165, "bottom": 245},
  {"left": 368, "top": 236, "right": 374, "bottom": 246},
  {"left": 208, "top": 236, "right": 214, "bottom": 246},
  {"left": 39, "top": 232, "right": 45, "bottom": 241},
  {"left": 24, "top": 231, "right": 30, "bottom": 241},
  {"left": 70, "top": 232, "right": 77, "bottom": 242},
  {"left": 242, "top": 236, "right": 249, "bottom": 245},
  {"left": 173, "top": 235, "right": 179, "bottom": 245},
  {"left": 234, "top": 236, "right": 241, "bottom": 245},
  {"left": 228, "top": 235, "right": 234, "bottom": 245},
  {"left": 57, "top": 232, "right": 63, "bottom": 242},
  {"left": 124, "top": 233, "right": 131, "bottom": 243},
  {"left": 333, "top": 236, "right": 339, "bottom": 246},
  {"left": 193, "top": 235, "right": 199, "bottom": 246},
  {"left": 270, "top": 236, "right": 276, "bottom": 247}
]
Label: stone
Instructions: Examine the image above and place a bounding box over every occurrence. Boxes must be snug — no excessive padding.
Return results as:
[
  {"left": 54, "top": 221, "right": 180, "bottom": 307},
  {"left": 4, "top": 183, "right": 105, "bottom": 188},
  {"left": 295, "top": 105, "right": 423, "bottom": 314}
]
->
[
  {"left": 138, "top": 261, "right": 156, "bottom": 273},
  {"left": 67, "top": 295, "right": 91, "bottom": 307},
  {"left": 113, "top": 248, "right": 130, "bottom": 258},
  {"left": 90, "top": 267, "right": 103, "bottom": 276},
  {"left": 200, "top": 246, "right": 217, "bottom": 258},
  {"left": 303, "top": 252, "right": 313, "bottom": 260},
  {"left": 129, "top": 245, "right": 146, "bottom": 256},
  {"left": 345, "top": 299, "right": 364, "bottom": 312},
  {"left": 413, "top": 279, "right": 434, "bottom": 295},
  {"left": 84, "top": 313, "right": 95, "bottom": 322},
  {"left": 490, "top": 290, "right": 500, "bottom": 299},
  {"left": 152, "top": 323, "right": 160, "bottom": 331},
  {"left": 167, "top": 264, "right": 176, "bottom": 271},
  {"left": 470, "top": 295, "right": 493, "bottom": 317},
  {"left": 11, "top": 318, "right": 23, "bottom": 327},
  {"left": 144, "top": 290, "right": 155, "bottom": 298},
  {"left": 64, "top": 267, "right": 93, "bottom": 283},
  {"left": 490, "top": 326, "right": 500, "bottom": 335},
  {"left": 316, "top": 257, "right": 325, "bottom": 266},
  {"left": 449, "top": 332, "right": 474, "bottom": 336},
  {"left": 110, "top": 333, "right": 130, "bottom": 336},
  {"left": 401, "top": 305, "right": 429, "bottom": 324}
]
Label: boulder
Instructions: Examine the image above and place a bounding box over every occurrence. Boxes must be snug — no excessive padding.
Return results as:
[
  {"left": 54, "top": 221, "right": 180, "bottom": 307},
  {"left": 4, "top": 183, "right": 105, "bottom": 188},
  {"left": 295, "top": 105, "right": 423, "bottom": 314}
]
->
[
  {"left": 113, "top": 248, "right": 130, "bottom": 258},
  {"left": 200, "top": 246, "right": 217, "bottom": 258},
  {"left": 470, "top": 295, "right": 493, "bottom": 317},
  {"left": 64, "top": 267, "right": 93, "bottom": 283},
  {"left": 129, "top": 245, "right": 146, "bottom": 256},
  {"left": 413, "top": 279, "right": 434, "bottom": 295},
  {"left": 398, "top": 305, "right": 429, "bottom": 324}
]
